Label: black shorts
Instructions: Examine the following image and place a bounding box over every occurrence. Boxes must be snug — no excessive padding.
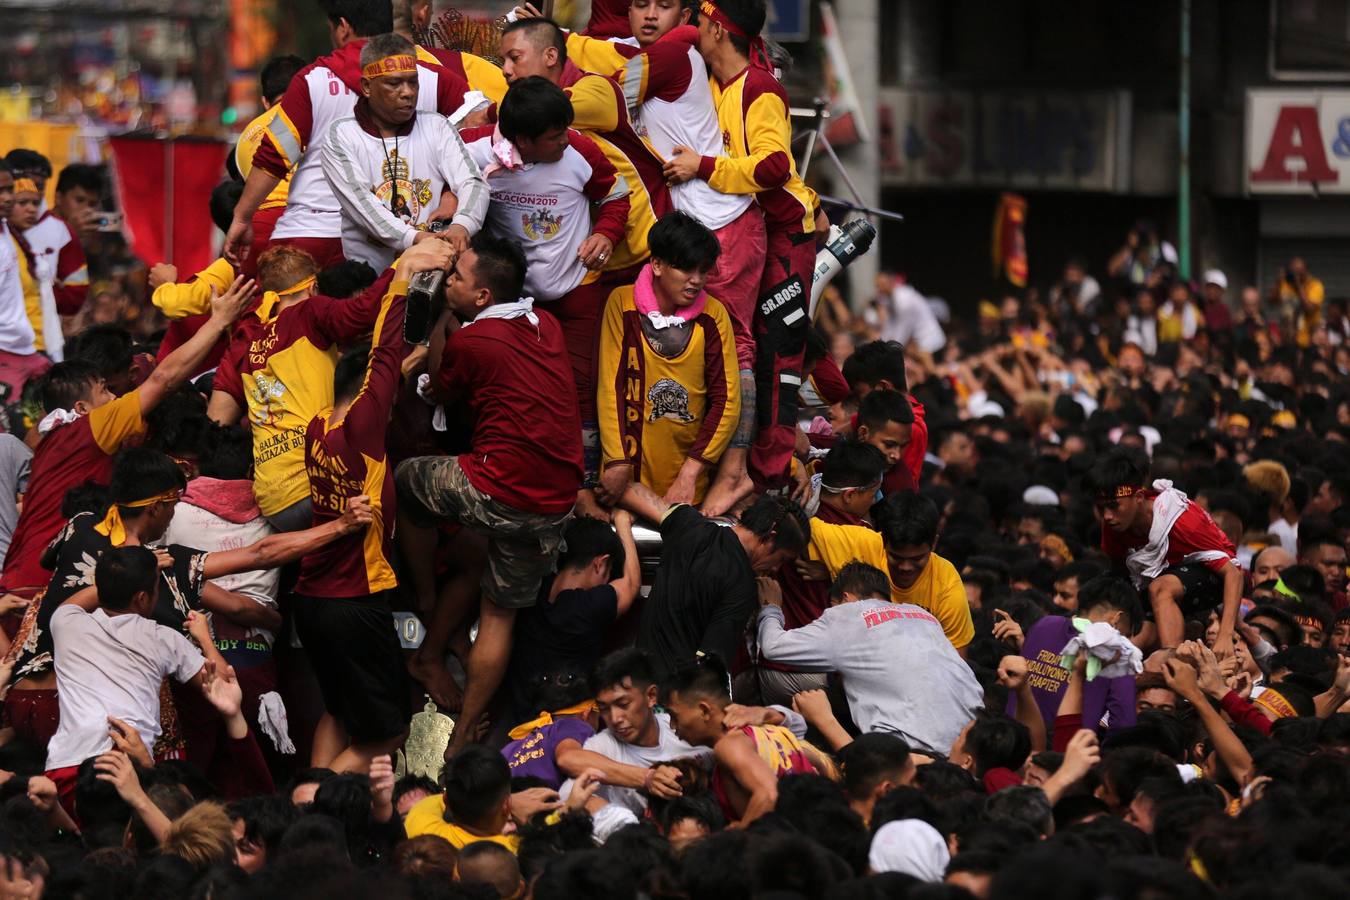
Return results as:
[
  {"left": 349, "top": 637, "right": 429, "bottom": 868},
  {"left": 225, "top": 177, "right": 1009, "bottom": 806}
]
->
[
  {"left": 293, "top": 593, "right": 410, "bottom": 743},
  {"left": 1145, "top": 564, "right": 1224, "bottom": 621}
]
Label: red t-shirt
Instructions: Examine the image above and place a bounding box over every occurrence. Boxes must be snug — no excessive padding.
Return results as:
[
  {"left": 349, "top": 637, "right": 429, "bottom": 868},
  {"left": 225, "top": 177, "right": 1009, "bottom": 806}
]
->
[
  {"left": 1, "top": 391, "right": 146, "bottom": 592},
  {"left": 296, "top": 281, "right": 409, "bottom": 598},
  {"left": 584, "top": 0, "right": 632, "bottom": 39},
  {"left": 435, "top": 311, "right": 583, "bottom": 515},
  {"left": 1100, "top": 496, "right": 1236, "bottom": 572}
]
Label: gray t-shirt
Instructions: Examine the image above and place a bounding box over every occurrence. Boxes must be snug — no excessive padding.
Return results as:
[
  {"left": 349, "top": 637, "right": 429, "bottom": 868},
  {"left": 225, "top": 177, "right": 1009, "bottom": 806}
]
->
[
  {"left": 0, "top": 433, "right": 32, "bottom": 561},
  {"left": 758, "top": 598, "right": 984, "bottom": 754}
]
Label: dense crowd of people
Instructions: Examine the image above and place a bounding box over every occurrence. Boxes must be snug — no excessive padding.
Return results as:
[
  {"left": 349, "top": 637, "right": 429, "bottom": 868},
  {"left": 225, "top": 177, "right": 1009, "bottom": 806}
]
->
[{"left": 1, "top": 0, "right": 1349, "bottom": 898}]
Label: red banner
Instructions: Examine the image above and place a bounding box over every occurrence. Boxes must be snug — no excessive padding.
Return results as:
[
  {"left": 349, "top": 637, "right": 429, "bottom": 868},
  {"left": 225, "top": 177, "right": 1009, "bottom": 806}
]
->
[{"left": 108, "top": 136, "right": 228, "bottom": 276}]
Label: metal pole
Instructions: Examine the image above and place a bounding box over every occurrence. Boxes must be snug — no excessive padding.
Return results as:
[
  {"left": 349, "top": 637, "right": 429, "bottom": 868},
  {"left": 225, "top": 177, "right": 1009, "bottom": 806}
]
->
[{"left": 1178, "top": 0, "right": 1191, "bottom": 281}]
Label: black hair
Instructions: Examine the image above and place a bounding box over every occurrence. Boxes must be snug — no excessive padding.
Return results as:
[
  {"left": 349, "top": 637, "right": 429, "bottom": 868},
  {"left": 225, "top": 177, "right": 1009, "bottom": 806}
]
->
[
  {"left": 1246, "top": 604, "right": 1303, "bottom": 649},
  {"left": 984, "top": 785, "right": 1054, "bottom": 837},
  {"left": 662, "top": 653, "right": 732, "bottom": 704},
  {"left": 1055, "top": 560, "right": 1104, "bottom": 586},
  {"left": 468, "top": 230, "right": 528, "bottom": 304},
  {"left": 714, "top": 0, "right": 767, "bottom": 57},
  {"left": 590, "top": 646, "right": 658, "bottom": 694},
  {"left": 392, "top": 774, "right": 439, "bottom": 809},
  {"left": 738, "top": 494, "right": 811, "bottom": 557},
  {"left": 260, "top": 54, "right": 306, "bottom": 104},
  {"left": 501, "top": 17, "right": 568, "bottom": 63},
  {"left": 145, "top": 387, "right": 210, "bottom": 461},
  {"left": 0, "top": 158, "right": 9, "bottom": 176},
  {"left": 317, "top": 259, "right": 379, "bottom": 298},
  {"left": 38, "top": 360, "right": 102, "bottom": 413},
  {"left": 108, "top": 447, "right": 186, "bottom": 507},
  {"left": 526, "top": 663, "right": 593, "bottom": 714},
  {"left": 318, "top": 0, "right": 393, "bottom": 36},
  {"left": 829, "top": 561, "right": 892, "bottom": 603},
  {"left": 820, "top": 439, "right": 887, "bottom": 491},
  {"left": 837, "top": 732, "right": 911, "bottom": 800},
  {"left": 873, "top": 491, "right": 941, "bottom": 549},
  {"left": 285, "top": 767, "right": 338, "bottom": 800},
  {"left": 535, "top": 848, "right": 633, "bottom": 900},
  {"left": 1076, "top": 575, "right": 1144, "bottom": 636},
  {"left": 868, "top": 785, "right": 943, "bottom": 835},
  {"left": 858, "top": 389, "right": 915, "bottom": 433},
  {"left": 65, "top": 324, "right": 135, "bottom": 380},
  {"left": 55, "top": 162, "right": 105, "bottom": 196},
  {"left": 498, "top": 75, "right": 574, "bottom": 142},
  {"left": 647, "top": 210, "right": 721, "bottom": 273},
  {"left": 1082, "top": 446, "right": 1150, "bottom": 498},
  {"left": 209, "top": 179, "right": 244, "bottom": 233},
  {"left": 1098, "top": 747, "right": 1181, "bottom": 808},
  {"left": 75, "top": 757, "right": 135, "bottom": 848},
  {"left": 964, "top": 711, "right": 1032, "bottom": 777},
  {"left": 841, "top": 340, "right": 908, "bottom": 393},
  {"left": 199, "top": 423, "right": 254, "bottom": 480},
  {"left": 442, "top": 744, "right": 512, "bottom": 826},
  {"left": 226, "top": 794, "right": 297, "bottom": 862},
  {"left": 658, "top": 792, "right": 724, "bottom": 834},
  {"left": 312, "top": 774, "right": 381, "bottom": 863},
  {"left": 94, "top": 545, "right": 158, "bottom": 611},
  {"left": 5, "top": 148, "right": 51, "bottom": 179},
  {"left": 333, "top": 342, "right": 371, "bottom": 405},
  {"left": 557, "top": 515, "right": 624, "bottom": 577}
]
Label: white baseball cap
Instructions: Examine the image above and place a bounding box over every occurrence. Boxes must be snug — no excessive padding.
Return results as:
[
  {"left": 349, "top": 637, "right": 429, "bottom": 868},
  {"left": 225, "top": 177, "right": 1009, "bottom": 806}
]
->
[{"left": 1203, "top": 269, "right": 1228, "bottom": 289}]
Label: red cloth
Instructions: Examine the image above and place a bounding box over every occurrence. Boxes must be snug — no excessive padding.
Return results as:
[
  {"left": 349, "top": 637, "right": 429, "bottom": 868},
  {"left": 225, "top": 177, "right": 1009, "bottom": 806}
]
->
[
  {"left": 904, "top": 399, "right": 928, "bottom": 486},
  {"left": 3, "top": 687, "right": 60, "bottom": 748},
  {"left": 1052, "top": 712, "right": 1084, "bottom": 751},
  {"left": 109, "top": 137, "right": 229, "bottom": 276},
  {"left": 44, "top": 764, "right": 80, "bottom": 821},
  {"left": 243, "top": 205, "right": 286, "bottom": 280},
  {"left": 585, "top": 0, "right": 633, "bottom": 39},
  {"left": 0, "top": 348, "right": 50, "bottom": 403},
  {"left": 810, "top": 355, "right": 850, "bottom": 406},
  {"left": 434, "top": 311, "right": 584, "bottom": 515},
  {"left": 296, "top": 286, "right": 408, "bottom": 598},
  {"left": 983, "top": 767, "right": 1023, "bottom": 794},
  {"left": 705, "top": 204, "right": 767, "bottom": 371},
  {"left": 1100, "top": 495, "right": 1236, "bottom": 573},
  {"left": 1, "top": 394, "right": 144, "bottom": 593},
  {"left": 880, "top": 458, "right": 916, "bottom": 496},
  {"left": 748, "top": 232, "right": 816, "bottom": 489},
  {"left": 769, "top": 503, "right": 866, "bottom": 660},
  {"left": 266, "top": 235, "right": 345, "bottom": 270},
  {"left": 155, "top": 313, "right": 228, "bottom": 377},
  {"left": 1220, "top": 690, "right": 1273, "bottom": 736}
]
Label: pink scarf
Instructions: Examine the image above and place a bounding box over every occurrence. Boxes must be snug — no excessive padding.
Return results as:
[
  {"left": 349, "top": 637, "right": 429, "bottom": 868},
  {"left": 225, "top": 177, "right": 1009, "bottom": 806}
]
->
[{"left": 633, "top": 264, "right": 706, "bottom": 329}]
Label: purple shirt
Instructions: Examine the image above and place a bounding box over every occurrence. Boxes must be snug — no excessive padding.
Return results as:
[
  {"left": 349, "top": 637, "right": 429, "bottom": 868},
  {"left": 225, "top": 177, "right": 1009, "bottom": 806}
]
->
[
  {"left": 502, "top": 717, "right": 596, "bottom": 789},
  {"left": 1006, "top": 616, "right": 1136, "bottom": 736}
]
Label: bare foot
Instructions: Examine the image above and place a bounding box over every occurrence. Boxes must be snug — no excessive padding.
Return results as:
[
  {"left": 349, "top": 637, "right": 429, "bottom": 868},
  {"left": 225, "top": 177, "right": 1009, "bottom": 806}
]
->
[
  {"left": 701, "top": 470, "right": 756, "bottom": 517},
  {"left": 407, "top": 655, "right": 464, "bottom": 711}
]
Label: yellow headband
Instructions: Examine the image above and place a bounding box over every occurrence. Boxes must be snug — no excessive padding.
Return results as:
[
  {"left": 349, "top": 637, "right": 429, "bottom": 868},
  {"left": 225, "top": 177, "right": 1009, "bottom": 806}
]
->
[
  {"left": 12, "top": 178, "right": 39, "bottom": 196},
  {"left": 1041, "top": 534, "right": 1073, "bottom": 563},
  {"left": 1226, "top": 414, "right": 1250, "bottom": 429},
  {"left": 506, "top": 699, "right": 598, "bottom": 741},
  {"left": 1272, "top": 410, "right": 1296, "bottom": 428},
  {"left": 1253, "top": 689, "right": 1297, "bottom": 720},
  {"left": 94, "top": 490, "right": 183, "bottom": 546},
  {"left": 362, "top": 55, "right": 417, "bottom": 79},
  {"left": 257, "top": 274, "right": 317, "bottom": 322}
]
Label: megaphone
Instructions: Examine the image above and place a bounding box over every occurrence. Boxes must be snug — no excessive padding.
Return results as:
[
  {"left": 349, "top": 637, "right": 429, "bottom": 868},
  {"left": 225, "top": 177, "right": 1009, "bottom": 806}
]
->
[{"left": 809, "top": 218, "right": 876, "bottom": 319}]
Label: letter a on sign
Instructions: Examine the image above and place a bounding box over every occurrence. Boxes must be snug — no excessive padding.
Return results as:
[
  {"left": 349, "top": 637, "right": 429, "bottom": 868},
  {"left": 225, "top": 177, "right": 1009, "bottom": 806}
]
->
[{"left": 1251, "top": 106, "right": 1338, "bottom": 184}]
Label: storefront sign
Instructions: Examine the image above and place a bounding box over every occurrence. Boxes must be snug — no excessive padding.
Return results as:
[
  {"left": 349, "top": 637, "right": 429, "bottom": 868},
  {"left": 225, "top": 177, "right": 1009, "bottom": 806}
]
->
[
  {"left": 878, "top": 89, "right": 1131, "bottom": 192},
  {"left": 1247, "top": 89, "right": 1350, "bottom": 194}
]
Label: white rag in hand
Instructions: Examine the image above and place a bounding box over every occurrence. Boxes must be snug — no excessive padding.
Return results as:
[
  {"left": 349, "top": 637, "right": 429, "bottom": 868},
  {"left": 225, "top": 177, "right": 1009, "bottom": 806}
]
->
[
  {"left": 416, "top": 373, "right": 448, "bottom": 432},
  {"left": 257, "top": 691, "right": 297, "bottom": 755},
  {"left": 1058, "top": 619, "right": 1143, "bottom": 681}
]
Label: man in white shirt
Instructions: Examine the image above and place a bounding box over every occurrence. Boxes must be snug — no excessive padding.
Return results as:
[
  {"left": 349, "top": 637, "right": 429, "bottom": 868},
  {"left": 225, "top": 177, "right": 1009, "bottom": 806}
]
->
[
  {"left": 870, "top": 273, "right": 946, "bottom": 354},
  {"left": 556, "top": 647, "right": 808, "bottom": 814},
  {"left": 321, "top": 32, "right": 488, "bottom": 270},
  {"left": 45, "top": 546, "right": 236, "bottom": 802}
]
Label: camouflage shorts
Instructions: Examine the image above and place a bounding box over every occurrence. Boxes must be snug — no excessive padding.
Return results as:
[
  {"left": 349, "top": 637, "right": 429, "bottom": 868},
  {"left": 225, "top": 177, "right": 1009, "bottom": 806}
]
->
[{"left": 395, "top": 456, "right": 572, "bottom": 609}]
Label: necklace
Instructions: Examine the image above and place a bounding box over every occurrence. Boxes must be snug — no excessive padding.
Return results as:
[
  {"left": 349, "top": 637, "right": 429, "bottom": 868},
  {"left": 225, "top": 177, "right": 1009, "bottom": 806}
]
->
[{"left": 379, "top": 129, "right": 401, "bottom": 218}]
